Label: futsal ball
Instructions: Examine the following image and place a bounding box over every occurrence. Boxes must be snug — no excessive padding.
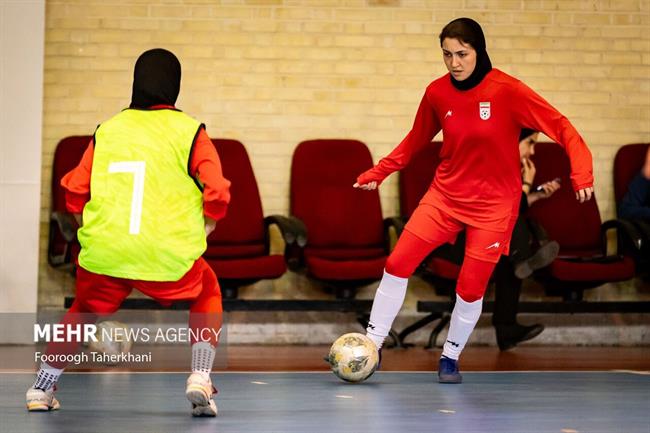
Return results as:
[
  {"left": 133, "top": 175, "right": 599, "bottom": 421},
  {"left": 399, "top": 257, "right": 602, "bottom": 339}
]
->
[
  {"left": 328, "top": 333, "right": 379, "bottom": 383},
  {"left": 88, "top": 321, "right": 133, "bottom": 365}
]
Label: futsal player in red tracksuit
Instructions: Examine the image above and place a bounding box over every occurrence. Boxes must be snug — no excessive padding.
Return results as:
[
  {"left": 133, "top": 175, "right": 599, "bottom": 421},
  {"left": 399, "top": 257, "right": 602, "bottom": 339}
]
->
[
  {"left": 355, "top": 18, "right": 594, "bottom": 383},
  {"left": 26, "top": 49, "right": 231, "bottom": 416}
]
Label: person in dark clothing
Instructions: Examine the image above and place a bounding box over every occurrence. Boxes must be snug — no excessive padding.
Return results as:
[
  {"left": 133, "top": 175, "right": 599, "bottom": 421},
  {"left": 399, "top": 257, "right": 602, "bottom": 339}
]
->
[
  {"left": 618, "top": 146, "right": 650, "bottom": 265},
  {"left": 436, "top": 129, "right": 561, "bottom": 350},
  {"left": 619, "top": 147, "right": 650, "bottom": 220},
  {"left": 509, "top": 129, "right": 561, "bottom": 280}
]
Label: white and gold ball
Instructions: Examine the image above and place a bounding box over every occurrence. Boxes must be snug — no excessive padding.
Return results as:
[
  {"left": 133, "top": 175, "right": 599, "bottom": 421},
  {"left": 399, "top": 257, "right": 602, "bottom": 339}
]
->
[{"left": 328, "top": 332, "right": 379, "bottom": 383}]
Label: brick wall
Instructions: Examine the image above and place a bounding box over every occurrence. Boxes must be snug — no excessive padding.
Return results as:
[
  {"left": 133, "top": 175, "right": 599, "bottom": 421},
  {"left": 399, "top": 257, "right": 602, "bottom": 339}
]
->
[{"left": 39, "top": 0, "right": 650, "bottom": 305}]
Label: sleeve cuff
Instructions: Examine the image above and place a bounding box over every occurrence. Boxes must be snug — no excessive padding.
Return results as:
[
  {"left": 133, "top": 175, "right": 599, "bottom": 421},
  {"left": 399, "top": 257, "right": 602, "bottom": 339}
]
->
[
  {"left": 204, "top": 201, "right": 228, "bottom": 221},
  {"left": 357, "top": 171, "right": 383, "bottom": 186},
  {"left": 65, "top": 191, "right": 89, "bottom": 214},
  {"left": 572, "top": 182, "right": 594, "bottom": 192}
]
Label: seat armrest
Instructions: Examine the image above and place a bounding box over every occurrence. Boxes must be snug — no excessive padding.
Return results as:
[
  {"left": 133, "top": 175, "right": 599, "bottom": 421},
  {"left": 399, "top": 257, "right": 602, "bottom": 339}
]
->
[
  {"left": 265, "top": 215, "right": 308, "bottom": 271},
  {"left": 383, "top": 216, "right": 407, "bottom": 253},
  {"left": 264, "top": 215, "right": 308, "bottom": 247},
  {"left": 52, "top": 211, "right": 78, "bottom": 243},
  {"left": 384, "top": 216, "right": 406, "bottom": 237},
  {"left": 48, "top": 212, "right": 78, "bottom": 267},
  {"left": 601, "top": 218, "right": 643, "bottom": 255}
]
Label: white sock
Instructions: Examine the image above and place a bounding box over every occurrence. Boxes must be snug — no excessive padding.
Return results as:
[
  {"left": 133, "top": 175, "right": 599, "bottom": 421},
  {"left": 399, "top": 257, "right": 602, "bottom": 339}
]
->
[
  {"left": 191, "top": 342, "right": 216, "bottom": 380},
  {"left": 366, "top": 270, "right": 409, "bottom": 350},
  {"left": 442, "top": 294, "right": 483, "bottom": 360},
  {"left": 33, "top": 363, "right": 64, "bottom": 391}
]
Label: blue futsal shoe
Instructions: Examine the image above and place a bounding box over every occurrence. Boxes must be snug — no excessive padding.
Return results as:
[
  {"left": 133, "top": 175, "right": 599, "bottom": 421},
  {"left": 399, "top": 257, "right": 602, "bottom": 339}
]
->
[{"left": 438, "top": 355, "right": 462, "bottom": 383}]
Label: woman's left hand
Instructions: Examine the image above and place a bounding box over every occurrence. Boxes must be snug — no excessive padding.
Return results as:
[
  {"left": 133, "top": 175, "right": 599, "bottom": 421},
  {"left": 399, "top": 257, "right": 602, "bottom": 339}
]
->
[{"left": 575, "top": 187, "right": 594, "bottom": 203}]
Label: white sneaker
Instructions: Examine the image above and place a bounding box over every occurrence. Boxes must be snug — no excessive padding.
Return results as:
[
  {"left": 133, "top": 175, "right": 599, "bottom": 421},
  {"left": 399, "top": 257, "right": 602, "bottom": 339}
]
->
[
  {"left": 26, "top": 386, "right": 60, "bottom": 412},
  {"left": 185, "top": 372, "right": 218, "bottom": 417}
]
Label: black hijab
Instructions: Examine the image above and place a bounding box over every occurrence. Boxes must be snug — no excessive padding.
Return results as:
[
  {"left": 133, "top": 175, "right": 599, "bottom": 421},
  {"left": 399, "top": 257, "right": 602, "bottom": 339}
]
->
[
  {"left": 130, "top": 48, "right": 181, "bottom": 109},
  {"left": 439, "top": 18, "right": 492, "bottom": 91},
  {"left": 519, "top": 128, "right": 537, "bottom": 142}
]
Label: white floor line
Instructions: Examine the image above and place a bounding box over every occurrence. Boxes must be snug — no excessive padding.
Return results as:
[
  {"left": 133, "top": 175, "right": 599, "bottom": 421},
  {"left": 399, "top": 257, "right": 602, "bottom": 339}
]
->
[{"left": 2, "top": 369, "right": 647, "bottom": 374}]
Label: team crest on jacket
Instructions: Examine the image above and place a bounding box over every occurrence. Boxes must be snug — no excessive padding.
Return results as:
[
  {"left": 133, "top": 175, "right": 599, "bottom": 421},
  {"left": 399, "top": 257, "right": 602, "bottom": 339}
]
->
[{"left": 479, "top": 102, "right": 491, "bottom": 120}]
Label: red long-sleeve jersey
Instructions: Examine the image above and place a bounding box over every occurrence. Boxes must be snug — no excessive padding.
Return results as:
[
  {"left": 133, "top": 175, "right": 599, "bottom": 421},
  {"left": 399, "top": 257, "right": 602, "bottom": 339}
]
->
[
  {"left": 357, "top": 69, "right": 594, "bottom": 231},
  {"left": 62, "top": 107, "right": 230, "bottom": 221}
]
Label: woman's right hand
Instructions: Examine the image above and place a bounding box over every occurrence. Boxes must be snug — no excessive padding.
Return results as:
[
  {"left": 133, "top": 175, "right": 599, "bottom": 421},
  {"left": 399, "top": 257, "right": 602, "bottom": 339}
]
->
[
  {"left": 353, "top": 181, "right": 378, "bottom": 191},
  {"left": 205, "top": 216, "right": 217, "bottom": 236},
  {"left": 537, "top": 179, "right": 561, "bottom": 198},
  {"left": 521, "top": 157, "right": 536, "bottom": 185}
]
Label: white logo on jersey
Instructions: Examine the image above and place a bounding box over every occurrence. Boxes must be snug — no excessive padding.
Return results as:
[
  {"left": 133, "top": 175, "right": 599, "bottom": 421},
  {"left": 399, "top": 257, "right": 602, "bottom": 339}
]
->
[
  {"left": 445, "top": 110, "right": 453, "bottom": 119},
  {"left": 485, "top": 241, "right": 500, "bottom": 250},
  {"left": 479, "top": 101, "right": 491, "bottom": 120}
]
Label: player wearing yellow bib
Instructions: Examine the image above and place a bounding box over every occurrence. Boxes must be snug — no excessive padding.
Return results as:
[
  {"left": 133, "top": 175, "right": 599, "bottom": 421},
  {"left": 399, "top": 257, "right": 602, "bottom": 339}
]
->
[{"left": 26, "top": 49, "right": 231, "bottom": 417}]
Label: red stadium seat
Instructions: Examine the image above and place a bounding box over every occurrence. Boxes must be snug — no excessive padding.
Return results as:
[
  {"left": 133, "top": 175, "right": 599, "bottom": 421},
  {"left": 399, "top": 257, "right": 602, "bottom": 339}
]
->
[
  {"left": 49, "top": 136, "right": 300, "bottom": 300},
  {"left": 48, "top": 136, "right": 89, "bottom": 268},
  {"left": 527, "top": 142, "right": 636, "bottom": 300},
  {"left": 399, "top": 141, "right": 444, "bottom": 221},
  {"left": 290, "top": 139, "right": 398, "bottom": 299},
  {"left": 398, "top": 141, "right": 641, "bottom": 346},
  {"left": 399, "top": 141, "right": 461, "bottom": 294},
  {"left": 203, "top": 139, "right": 302, "bottom": 299},
  {"left": 400, "top": 141, "right": 637, "bottom": 300}
]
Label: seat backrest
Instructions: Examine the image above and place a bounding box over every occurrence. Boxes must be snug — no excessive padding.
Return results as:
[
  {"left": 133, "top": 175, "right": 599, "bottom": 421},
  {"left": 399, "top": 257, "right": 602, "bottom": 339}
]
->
[
  {"left": 290, "top": 139, "right": 384, "bottom": 248},
  {"left": 613, "top": 143, "right": 650, "bottom": 209},
  {"left": 52, "top": 136, "right": 91, "bottom": 213},
  {"left": 49, "top": 136, "right": 90, "bottom": 266},
  {"left": 399, "top": 141, "right": 443, "bottom": 219},
  {"left": 526, "top": 142, "right": 602, "bottom": 252},
  {"left": 208, "top": 139, "right": 265, "bottom": 245}
]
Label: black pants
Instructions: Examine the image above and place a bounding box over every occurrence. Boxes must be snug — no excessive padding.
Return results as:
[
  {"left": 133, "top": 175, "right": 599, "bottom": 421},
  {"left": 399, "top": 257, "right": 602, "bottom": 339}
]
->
[
  {"left": 492, "top": 257, "right": 522, "bottom": 326},
  {"left": 508, "top": 216, "right": 533, "bottom": 265}
]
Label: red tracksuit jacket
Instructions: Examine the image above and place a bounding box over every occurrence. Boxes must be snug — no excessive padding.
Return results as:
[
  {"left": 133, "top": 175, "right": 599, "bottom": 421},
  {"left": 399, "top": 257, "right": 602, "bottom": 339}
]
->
[{"left": 357, "top": 69, "right": 594, "bottom": 232}]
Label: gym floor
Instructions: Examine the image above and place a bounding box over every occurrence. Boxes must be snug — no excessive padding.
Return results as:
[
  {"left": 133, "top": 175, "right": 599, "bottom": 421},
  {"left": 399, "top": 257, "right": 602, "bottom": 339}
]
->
[{"left": 2, "top": 346, "right": 649, "bottom": 433}]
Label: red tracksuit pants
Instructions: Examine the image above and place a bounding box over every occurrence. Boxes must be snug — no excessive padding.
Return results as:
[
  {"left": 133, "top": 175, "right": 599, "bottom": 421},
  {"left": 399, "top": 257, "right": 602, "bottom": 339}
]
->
[{"left": 44, "top": 258, "right": 222, "bottom": 369}]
